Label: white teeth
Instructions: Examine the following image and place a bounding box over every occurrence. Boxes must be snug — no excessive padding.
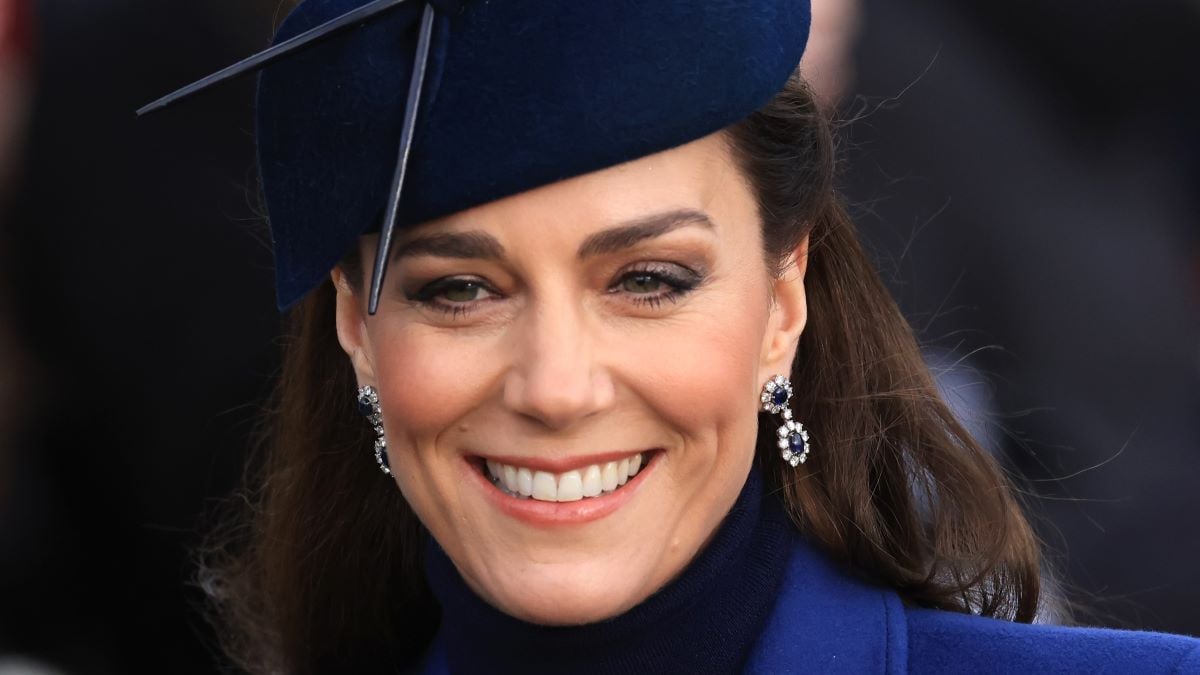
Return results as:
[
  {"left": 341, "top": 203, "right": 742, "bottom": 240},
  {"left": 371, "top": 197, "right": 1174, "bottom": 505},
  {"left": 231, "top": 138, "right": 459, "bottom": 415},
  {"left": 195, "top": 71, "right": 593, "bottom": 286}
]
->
[
  {"left": 581, "top": 464, "right": 603, "bottom": 498},
  {"left": 601, "top": 462, "right": 619, "bottom": 492},
  {"left": 532, "top": 471, "right": 558, "bottom": 501},
  {"left": 557, "top": 471, "right": 584, "bottom": 502},
  {"left": 517, "top": 467, "right": 534, "bottom": 497},
  {"left": 486, "top": 453, "right": 647, "bottom": 502}
]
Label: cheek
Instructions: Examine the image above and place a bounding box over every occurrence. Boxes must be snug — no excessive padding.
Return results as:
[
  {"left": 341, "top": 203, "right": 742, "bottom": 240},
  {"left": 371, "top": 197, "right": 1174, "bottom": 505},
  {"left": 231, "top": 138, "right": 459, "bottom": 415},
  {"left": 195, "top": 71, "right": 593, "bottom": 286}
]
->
[
  {"left": 629, "top": 282, "right": 772, "bottom": 461},
  {"left": 367, "top": 324, "right": 497, "bottom": 442}
]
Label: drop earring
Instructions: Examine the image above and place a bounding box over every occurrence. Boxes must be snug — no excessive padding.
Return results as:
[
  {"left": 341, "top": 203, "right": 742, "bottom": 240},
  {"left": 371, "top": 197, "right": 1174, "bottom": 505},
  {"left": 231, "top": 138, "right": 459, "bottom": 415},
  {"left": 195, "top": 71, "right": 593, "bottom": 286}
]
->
[
  {"left": 356, "top": 385, "right": 392, "bottom": 475},
  {"left": 760, "top": 375, "right": 811, "bottom": 467}
]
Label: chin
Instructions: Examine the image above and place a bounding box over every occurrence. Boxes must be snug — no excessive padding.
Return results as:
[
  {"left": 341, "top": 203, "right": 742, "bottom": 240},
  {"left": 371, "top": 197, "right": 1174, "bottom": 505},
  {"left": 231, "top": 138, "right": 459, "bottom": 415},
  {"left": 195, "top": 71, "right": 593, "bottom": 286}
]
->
[{"left": 486, "top": 570, "right": 646, "bottom": 626}]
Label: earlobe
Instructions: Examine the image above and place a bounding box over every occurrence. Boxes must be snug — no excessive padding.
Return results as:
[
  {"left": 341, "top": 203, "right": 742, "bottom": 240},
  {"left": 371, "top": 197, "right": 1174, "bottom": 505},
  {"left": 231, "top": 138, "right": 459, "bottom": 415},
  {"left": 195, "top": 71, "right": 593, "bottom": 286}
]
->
[
  {"left": 331, "top": 267, "right": 377, "bottom": 384},
  {"left": 760, "top": 237, "right": 810, "bottom": 373}
]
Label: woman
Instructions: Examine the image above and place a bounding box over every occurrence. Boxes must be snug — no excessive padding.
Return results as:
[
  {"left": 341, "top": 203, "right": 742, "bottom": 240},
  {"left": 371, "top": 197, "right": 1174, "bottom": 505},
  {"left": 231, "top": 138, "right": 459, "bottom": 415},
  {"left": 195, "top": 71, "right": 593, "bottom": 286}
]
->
[{"left": 152, "top": 0, "right": 1200, "bottom": 672}]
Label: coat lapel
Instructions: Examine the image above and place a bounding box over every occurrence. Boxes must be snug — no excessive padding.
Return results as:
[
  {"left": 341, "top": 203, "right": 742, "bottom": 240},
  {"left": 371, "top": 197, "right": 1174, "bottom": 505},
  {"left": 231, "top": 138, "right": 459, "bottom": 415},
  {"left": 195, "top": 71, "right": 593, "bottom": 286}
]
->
[{"left": 745, "top": 535, "right": 908, "bottom": 674}]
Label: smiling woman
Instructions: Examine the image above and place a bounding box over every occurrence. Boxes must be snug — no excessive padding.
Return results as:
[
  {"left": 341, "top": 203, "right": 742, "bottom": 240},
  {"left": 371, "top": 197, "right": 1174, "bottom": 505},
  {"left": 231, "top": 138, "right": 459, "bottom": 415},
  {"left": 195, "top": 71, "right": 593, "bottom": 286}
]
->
[
  {"left": 332, "top": 133, "right": 794, "bottom": 627},
  {"left": 167, "top": 1, "right": 1200, "bottom": 674}
]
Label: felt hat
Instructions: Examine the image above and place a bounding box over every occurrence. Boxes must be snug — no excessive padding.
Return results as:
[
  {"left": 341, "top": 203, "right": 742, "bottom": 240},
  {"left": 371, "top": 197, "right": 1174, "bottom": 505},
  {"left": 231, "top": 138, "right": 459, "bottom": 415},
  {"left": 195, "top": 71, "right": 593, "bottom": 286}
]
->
[{"left": 141, "top": 0, "right": 812, "bottom": 311}]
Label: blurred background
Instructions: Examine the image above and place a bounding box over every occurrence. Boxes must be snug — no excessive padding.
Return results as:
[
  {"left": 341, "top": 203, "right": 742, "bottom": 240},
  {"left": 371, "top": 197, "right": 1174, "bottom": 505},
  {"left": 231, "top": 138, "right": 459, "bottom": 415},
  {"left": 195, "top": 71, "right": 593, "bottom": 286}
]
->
[{"left": 0, "top": 0, "right": 1197, "bottom": 672}]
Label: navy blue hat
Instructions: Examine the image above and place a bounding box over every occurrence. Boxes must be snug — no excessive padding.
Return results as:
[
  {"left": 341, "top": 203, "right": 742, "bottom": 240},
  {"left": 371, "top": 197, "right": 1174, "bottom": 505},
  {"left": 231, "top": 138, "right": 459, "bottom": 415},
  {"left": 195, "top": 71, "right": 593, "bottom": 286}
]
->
[{"left": 142, "top": 0, "right": 811, "bottom": 310}]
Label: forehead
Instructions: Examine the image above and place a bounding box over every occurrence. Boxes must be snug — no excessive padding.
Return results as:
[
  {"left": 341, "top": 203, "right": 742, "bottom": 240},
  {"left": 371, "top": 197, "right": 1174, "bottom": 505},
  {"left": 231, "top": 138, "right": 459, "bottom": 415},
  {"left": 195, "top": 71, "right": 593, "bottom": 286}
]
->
[{"left": 410, "top": 132, "right": 752, "bottom": 241}]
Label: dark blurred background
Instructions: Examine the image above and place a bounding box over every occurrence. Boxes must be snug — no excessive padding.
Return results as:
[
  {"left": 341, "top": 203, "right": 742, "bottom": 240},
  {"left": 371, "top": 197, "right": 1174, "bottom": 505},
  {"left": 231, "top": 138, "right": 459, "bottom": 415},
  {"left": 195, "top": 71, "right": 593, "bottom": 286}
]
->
[{"left": 0, "top": 0, "right": 1197, "bottom": 672}]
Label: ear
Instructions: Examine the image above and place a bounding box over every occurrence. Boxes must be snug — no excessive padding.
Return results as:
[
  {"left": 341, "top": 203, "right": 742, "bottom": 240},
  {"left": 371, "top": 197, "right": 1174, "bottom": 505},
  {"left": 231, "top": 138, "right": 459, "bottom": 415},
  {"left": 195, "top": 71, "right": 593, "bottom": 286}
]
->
[
  {"left": 332, "top": 266, "right": 378, "bottom": 385},
  {"left": 759, "top": 236, "right": 809, "bottom": 376}
]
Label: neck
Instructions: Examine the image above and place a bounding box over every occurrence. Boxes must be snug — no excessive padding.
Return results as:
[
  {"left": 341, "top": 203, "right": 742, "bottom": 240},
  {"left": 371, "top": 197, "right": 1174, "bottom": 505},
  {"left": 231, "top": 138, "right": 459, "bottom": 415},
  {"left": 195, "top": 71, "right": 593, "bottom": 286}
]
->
[{"left": 423, "top": 464, "right": 795, "bottom": 674}]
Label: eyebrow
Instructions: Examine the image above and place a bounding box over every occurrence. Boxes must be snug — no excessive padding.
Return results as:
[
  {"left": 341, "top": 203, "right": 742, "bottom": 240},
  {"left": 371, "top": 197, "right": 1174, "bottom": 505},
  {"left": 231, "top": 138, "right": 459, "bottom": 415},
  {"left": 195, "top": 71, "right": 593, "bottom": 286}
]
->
[
  {"left": 576, "top": 209, "right": 715, "bottom": 259},
  {"left": 392, "top": 230, "right": 505, "bottom": 261},
  {"left": 391, "top": 208, "right": 715, "bottom": 262}
]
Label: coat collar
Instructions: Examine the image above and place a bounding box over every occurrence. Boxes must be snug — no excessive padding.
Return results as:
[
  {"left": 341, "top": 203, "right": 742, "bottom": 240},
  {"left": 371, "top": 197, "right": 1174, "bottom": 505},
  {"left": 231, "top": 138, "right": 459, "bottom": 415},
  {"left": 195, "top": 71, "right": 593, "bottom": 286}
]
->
[
  {"left": 417, "top": 466, "right": 794, "bottom": 674},
  {"left": 413, "top": 493, "right": 910, "bottom": 674},
  {"left": 745, "top": 531, "right": 909, "bottom": 674}
]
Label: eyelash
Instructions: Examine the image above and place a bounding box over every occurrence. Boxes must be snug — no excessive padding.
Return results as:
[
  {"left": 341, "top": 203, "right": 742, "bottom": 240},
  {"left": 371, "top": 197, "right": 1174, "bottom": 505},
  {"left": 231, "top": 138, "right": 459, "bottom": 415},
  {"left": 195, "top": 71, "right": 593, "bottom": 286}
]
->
[
  {"left": 609, "top": 264, "right": 701, "bottom": 309},
  {"left": 407, "top": 277, "right": 496, "bottom": 317},
  {"left": 406, "top": 264, "right": 702, "bottom": 317}
]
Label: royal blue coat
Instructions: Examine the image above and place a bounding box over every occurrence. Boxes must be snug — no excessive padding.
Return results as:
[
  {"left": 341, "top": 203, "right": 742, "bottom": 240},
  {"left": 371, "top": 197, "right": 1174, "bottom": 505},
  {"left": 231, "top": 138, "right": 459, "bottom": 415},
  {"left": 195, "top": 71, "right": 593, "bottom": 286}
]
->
[
  {"left": 418, "top": 534, "right": 1200, "bottom": 674},
  {"left": 747, "top": 536, "right": 1200, "bottom": 673}
]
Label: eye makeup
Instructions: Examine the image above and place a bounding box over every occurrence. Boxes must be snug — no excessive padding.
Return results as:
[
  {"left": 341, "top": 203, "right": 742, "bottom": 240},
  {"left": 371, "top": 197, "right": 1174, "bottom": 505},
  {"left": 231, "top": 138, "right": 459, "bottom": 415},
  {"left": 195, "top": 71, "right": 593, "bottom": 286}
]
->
[
  {"left": 402, "top": 258, "right": 709, "bottom": 319},
  {"left": 405, "top": 275, "right": 503, "bottom": 318},
  {"left": 608, "top": 261, "right": 706, "bottom": 309}
]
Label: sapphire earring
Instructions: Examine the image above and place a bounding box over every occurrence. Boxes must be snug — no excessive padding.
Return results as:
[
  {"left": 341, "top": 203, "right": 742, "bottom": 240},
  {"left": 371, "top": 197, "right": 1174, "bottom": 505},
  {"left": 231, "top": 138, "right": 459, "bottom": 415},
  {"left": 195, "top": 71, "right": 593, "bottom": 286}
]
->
[
  {"left": 760, "top": 375, "right": 811, "bottom": 467},
  {"left": 356, "top": 385, "right": 391, "bottom": 475}
]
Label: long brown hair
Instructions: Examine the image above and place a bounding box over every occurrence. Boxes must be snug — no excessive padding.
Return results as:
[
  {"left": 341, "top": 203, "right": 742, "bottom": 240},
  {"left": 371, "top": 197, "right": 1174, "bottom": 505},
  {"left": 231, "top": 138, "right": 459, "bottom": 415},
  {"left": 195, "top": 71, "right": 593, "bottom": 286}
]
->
[{"left": 200, "top": 73, "right": 1042, "bottom": 673}]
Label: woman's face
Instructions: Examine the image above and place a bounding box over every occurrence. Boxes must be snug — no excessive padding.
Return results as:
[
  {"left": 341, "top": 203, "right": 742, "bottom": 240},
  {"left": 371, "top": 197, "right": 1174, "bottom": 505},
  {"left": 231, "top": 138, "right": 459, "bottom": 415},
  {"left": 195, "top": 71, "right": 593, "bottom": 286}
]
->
[{"left": 335, "top": 132, "right": 808, "bottom": 625}]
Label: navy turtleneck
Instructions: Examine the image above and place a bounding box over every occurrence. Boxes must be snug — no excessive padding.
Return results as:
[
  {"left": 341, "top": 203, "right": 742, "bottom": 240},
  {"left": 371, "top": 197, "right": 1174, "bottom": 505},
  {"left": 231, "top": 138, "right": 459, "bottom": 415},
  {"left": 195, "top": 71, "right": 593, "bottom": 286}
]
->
[{"left": 421, "top": 464, "right": 795, "bottom": 674}]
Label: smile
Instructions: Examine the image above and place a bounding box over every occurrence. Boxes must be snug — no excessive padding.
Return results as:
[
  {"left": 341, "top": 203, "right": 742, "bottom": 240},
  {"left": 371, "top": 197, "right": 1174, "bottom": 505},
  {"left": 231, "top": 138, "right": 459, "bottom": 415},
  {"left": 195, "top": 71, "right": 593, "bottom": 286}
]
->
[{"left": 485, "top": 453, "right": 646, "bottom": 502}]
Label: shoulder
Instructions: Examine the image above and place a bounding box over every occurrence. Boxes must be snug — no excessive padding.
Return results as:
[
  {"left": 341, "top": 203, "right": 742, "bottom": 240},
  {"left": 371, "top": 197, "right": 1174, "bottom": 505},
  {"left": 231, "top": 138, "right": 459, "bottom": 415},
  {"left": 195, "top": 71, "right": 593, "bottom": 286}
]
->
[
  {"left": 748, "top": 535, "right": 1200, "bottom": 674},
  {"left": 906, "top": 608, "right": 1200, "bottom": 674}
]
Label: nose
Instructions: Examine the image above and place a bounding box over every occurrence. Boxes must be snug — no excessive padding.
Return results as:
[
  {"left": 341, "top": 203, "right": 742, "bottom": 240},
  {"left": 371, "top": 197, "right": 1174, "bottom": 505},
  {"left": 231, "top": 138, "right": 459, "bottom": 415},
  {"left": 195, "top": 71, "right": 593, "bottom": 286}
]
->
[{"left": 503, "top": 293, "right": 615, "bottom": 430}]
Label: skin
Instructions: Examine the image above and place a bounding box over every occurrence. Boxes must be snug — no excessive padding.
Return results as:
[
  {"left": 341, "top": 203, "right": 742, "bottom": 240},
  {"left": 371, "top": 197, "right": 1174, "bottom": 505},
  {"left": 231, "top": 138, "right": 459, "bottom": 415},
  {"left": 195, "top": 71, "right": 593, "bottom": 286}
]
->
[{"left": 333, "top": 131, "right": 809, "bottom": 626}]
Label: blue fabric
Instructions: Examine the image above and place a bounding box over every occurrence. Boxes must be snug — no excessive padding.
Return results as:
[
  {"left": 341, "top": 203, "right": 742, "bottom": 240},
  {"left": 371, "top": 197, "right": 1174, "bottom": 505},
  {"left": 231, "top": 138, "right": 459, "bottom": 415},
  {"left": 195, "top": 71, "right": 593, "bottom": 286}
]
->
[
  {"left": 417, "top": 464, "right": 793, "bottom": 674},
  {"left": 743, "top": 523, "right": 908, "bottom": 674},
  {"left": 416, "top": 488, "right": 1200, "bottom": 674},
  {"left": 256, "top": 0, "right": 812, "bottom": 308},
  {"left": 746, "top": 537, "right": 1200, "bottom": 674},
  {"left": 905, "top": 609, "right": 1200, "bottom": 674}
]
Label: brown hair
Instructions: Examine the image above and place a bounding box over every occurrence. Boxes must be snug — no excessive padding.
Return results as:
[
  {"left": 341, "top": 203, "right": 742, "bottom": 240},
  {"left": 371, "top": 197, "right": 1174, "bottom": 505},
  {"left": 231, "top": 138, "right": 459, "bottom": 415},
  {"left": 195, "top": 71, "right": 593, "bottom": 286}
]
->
[{"left": 200, "top": 73, "right": 1042, "bottom": 673}]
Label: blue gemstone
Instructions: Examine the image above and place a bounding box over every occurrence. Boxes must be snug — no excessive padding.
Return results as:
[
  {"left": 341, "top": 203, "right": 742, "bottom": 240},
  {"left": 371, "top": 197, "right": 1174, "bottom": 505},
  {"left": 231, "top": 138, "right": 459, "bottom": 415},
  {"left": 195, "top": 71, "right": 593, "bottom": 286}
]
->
[
  {"left": 788, "top": 431, "right": 806, "bottom": 455},
  {"left": 772, "top": 388, "right": 789, "bottom": 407},
  {"left": 379, "top": 452, "right": 390, "bottom": 469},
  {"left": 357, "top": 397, "right": 374, "bottom": 417}
]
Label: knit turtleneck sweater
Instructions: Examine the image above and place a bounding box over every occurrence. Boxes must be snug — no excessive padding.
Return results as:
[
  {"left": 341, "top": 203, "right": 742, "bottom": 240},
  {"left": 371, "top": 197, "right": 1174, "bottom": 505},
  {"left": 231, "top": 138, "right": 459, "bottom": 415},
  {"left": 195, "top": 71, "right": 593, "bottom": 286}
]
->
[{"left": 420, "top": 464, "right": 795, "bottom": 674}]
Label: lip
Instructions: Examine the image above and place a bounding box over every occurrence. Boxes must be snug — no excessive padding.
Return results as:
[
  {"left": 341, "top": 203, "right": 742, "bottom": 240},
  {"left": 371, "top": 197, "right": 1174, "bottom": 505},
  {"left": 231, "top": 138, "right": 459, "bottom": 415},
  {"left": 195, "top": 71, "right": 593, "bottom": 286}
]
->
[
  {"left": 462, "top": 449, "right": 660, "bottom": 527},
  {"left": 475, "top": 449, "right": 647, "bottom": 474}
]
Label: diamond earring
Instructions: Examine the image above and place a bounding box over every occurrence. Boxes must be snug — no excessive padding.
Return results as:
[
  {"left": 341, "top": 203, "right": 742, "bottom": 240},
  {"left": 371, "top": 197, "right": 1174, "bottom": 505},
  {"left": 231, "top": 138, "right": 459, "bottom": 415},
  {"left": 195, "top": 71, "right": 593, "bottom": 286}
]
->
[
  {"left": 356, "top": 385, "right": 391, "bottom": 475},
  {"left": 760, "top": 375, "right": 811, "bottom": 467}
]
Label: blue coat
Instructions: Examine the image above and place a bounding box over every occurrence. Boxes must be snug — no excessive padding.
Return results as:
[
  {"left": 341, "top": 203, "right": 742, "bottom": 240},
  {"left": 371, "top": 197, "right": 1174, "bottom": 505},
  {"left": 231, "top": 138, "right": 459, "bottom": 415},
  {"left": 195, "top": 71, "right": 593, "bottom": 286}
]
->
[
  {"left": 746, "top": 536, "right": 1200, "bottom": 673},
  {"left": 417, "top": 532, "right": 1200, "bottom": 674}
]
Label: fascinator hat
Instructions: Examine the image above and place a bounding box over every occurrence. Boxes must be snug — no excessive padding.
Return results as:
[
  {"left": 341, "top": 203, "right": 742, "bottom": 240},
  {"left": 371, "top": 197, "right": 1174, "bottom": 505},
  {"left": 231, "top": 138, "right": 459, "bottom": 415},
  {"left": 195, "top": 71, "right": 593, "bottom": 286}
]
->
[{"left": 141, "top": 0, "right": 812, "bottom": 312}]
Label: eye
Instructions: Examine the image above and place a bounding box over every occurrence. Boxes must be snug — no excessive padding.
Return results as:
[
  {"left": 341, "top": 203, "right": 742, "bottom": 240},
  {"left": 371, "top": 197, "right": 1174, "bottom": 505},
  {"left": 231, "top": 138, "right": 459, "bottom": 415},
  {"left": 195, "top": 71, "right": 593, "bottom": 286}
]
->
[
  {"left": 620, "top": 273, "right": 668, "bottom": 295},
  {"left": 609, "top": 263, "right": 703, "bottom": 308},
  {"left": 407, "top": 276, "right": 500, "bottom": 315},
  {"left": 439, "top": 279, "right": 491, "bottom": 303}
]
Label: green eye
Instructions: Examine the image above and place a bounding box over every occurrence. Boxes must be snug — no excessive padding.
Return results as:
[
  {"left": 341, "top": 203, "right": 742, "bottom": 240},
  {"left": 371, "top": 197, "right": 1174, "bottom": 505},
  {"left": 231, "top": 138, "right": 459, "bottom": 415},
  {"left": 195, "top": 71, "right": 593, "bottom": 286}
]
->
[
  {"left": 407, "top": 276, "right": 500, "bottom": 317},
  {"left": 621, "top": 273, "right": 664, "bottom": 294},
  {"left": 442, "top": 280, "right": 486, "bottom": 302}
]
